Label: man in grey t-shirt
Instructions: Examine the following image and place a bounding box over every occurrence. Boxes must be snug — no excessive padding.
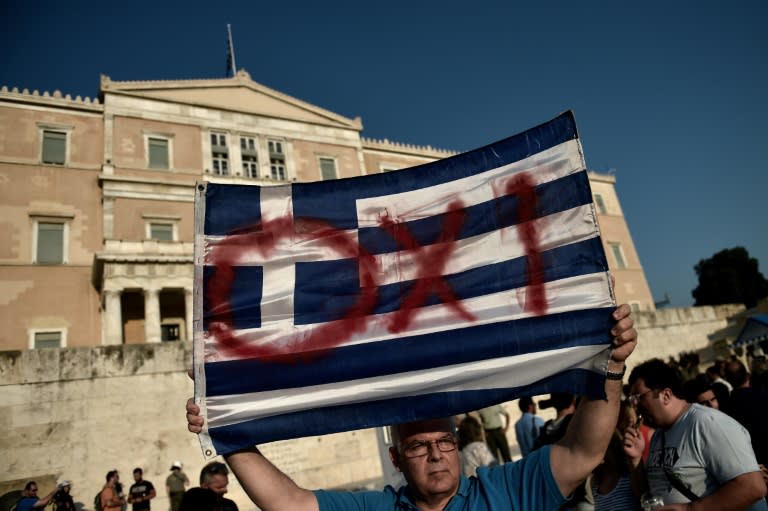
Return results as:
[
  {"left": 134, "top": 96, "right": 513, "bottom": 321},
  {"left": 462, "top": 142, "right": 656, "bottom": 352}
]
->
[{"left": 625, "top": 358, "right": 767, "bottom": 510}]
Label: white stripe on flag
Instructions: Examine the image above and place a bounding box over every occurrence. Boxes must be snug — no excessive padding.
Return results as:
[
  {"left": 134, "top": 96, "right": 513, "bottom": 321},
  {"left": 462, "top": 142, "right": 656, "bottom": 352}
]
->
[
  {"left": 206, "top": 343, "right": 609, "bottom": 428},
  {"left": 204, "top": 272, "right": 613, "bottom": 362},
  {"left": 373, "top": 203, "right": 598, "bottom": 286}
]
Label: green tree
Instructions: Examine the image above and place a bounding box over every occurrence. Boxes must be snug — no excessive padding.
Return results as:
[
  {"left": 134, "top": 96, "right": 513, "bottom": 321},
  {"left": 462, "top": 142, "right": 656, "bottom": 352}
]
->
[{"left": 692, "top": 247, "right": 768, "bottom": 308}]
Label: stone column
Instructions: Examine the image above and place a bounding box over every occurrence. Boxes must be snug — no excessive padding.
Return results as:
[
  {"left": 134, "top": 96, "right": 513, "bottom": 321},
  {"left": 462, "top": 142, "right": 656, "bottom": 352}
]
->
[
  {"left": 185, "top": 288, "right": 194, "bottom": 342},
  {"left": 144, "top": 288, "right": 161, "bottom": 343},
  {"left": 104, "top": 289, "right": 123, "bottom": 345}
]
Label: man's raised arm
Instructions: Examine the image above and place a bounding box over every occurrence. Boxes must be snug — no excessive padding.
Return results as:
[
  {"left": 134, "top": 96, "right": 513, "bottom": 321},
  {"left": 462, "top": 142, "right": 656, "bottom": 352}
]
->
[
  {"left": 186, "top": 399, "right": 319, "bottom": 511},
  {"left": 550, "top": 303, "right": 637, "bottom": 497}
]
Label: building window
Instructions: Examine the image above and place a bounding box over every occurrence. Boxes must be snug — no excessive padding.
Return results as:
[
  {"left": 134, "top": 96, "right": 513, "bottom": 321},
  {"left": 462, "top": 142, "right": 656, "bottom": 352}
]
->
[
  {"left": 143, "top": 215, "right": 180, "bottom": 241},
  {"left": 211, "top": 133, "right": 229, "bottom": 176},
  {"left": 608, "top": 242, "right": 627, "bottom": 269},
  {"left": 241, "top": 136, "right": 259, "bottom": 178},
  {"left": 147, "top": 137, "right": 170, "bottom": 169},
  {"left": 593, "top": 193, "right": 607, "bottom": 215},
  {"left": 241, "top": 136, "right": 257, "bottom": 152},
  {"left": 270, "top": 159, "right": 286, "bottom": 180},
  {"left": 42, "top": 129, "right": 67, "bottom": 165},
  {"left": 319, "top": 157, "right": 337, "bottom": 181},
  {"left": 268, "top": 140, "right": 283, "bottom": 155},
  {"left": 35, "top": 221, "right": 67, "bottom": 264},
  {"left": 268, "top": 139, "right": 286, "bottom": 180},
  {"left": 243, "top": 157, "right": 259, "bottom": 178},
  {"left": 149, "top": 222, "right": 174, "bottom": 241},
  {"left": 30, "top": 330, "right": 65, "bottom": 349},
  {"left": 161, "top": 324, "right": 181, "bottom": 342}
]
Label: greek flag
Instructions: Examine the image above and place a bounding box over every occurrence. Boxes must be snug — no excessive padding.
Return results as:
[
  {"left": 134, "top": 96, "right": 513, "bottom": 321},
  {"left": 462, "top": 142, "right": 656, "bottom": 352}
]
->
[{"left": 193, "top": 111, "right": 616, "bottom": 457}]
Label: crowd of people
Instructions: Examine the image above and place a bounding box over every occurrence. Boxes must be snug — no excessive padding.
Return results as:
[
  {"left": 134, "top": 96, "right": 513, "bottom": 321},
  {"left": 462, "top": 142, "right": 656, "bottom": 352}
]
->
[
  {"left": 12, "top": 461, "right": 239, "bottom": 511},
  {"left": 453, "top": 349, "right": 768, "bottom": 510}
]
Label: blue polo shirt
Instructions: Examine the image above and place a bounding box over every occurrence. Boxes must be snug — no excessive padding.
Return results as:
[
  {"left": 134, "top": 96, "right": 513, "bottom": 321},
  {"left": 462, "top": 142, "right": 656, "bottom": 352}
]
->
[
  {"left": 15, "top": 497, "right": 38, "bottom": 511},
  {"left": 315, "top": 445, "right": 565, "bottom": 510}
]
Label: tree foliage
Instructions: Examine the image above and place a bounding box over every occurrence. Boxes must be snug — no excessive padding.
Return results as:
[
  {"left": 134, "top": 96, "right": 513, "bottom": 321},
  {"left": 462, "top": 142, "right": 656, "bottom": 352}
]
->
[{"left": 692, "top": 247, "right": 768, "bottom": 308}]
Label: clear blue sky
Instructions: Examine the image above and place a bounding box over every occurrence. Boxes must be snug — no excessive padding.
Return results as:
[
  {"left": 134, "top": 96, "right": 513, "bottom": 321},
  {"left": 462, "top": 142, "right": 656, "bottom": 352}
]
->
[{"left": 2, "top": 0, "right": 766, "bottom": 308}]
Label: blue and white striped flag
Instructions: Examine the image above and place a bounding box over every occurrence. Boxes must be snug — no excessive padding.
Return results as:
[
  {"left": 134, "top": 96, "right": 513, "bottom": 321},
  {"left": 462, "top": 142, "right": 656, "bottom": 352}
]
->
[{"left": 193, "top": 111, "right": 616, "bottom": 457}]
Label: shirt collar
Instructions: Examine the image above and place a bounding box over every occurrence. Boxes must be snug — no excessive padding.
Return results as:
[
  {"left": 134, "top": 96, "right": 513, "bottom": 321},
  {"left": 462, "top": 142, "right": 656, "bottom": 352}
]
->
[{"left": 395, "top": 475, "right": 471, "bottom": 510}]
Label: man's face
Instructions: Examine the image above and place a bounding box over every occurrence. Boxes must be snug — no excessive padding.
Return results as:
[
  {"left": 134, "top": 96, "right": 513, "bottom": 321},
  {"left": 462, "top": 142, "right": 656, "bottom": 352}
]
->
[
  {"left": 202, "top": 474, "right": 228, "bottom": 496},
  {"left": 629, "top": 379, "right": 663, "bottom": 428},
  {"left": 25, "top": 485, "right": 38, "bottom": 498},
  {"left": 133, "top": 471, "right": 142, "bottom": 483},
  {"left": 696, "top": 390, "right": 719, "bottom": 410},
  {"left": 388, "top": 419, "right": 460, "bottom": 502}
]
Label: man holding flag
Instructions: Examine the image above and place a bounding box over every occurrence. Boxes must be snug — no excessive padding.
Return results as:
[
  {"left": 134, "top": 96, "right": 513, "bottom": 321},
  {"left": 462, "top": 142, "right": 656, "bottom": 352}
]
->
[
  {"left": 187, "top": 111, "right": 644, "bottom": 509},
  {"left": 187, "top": 302, "right": 636, "bottom": 510}
]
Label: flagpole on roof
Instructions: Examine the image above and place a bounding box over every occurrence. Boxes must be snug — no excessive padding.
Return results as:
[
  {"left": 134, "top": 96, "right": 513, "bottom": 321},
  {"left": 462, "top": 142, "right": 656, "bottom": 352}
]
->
[{"left": 226, "top": 24, "right": 237, "bottom": 78}]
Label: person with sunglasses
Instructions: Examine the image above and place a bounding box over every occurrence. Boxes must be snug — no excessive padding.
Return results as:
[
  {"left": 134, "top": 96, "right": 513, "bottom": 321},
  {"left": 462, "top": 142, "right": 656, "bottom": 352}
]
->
[
  {"left": 187, "top": 304, "right": 638, "bottom": 511},
  {"left": 15, "top": 482, "right": 56, "bottom": 511}
]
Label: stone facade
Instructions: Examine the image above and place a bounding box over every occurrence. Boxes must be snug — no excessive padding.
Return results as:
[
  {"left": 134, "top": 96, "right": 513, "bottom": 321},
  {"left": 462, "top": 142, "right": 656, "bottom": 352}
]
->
[{"left": 629, "top": 303, "right": 746, "bottom": 367}]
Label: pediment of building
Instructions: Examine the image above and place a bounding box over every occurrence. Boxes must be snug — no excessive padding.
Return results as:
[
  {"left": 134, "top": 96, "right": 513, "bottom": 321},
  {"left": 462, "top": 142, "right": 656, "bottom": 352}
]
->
[{"left": 101, "top": 70, "right": 362, "bottom": 130}]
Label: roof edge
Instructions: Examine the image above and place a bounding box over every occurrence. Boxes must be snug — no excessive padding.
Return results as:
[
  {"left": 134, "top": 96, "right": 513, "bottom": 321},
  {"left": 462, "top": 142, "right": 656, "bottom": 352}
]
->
[{"left": 101, "top": 70, "right": 362, "bottom": 130}]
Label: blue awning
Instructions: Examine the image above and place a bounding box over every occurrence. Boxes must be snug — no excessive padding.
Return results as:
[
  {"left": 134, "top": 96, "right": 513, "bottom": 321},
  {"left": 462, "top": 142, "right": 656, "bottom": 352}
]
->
[{"left": 732, "top": 314, "right": 768, "bottom": 348}]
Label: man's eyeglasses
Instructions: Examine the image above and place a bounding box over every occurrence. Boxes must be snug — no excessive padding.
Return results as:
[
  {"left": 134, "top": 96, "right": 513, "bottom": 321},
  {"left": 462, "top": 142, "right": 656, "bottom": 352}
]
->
[
  {"left": 29, "top": 488, "right": 38, "bottom": 493},
  {"left": 629, "top": 389, "right": 654, "bottom": 406},
  {"left": 401, "top": 436, "right": 457, "bottom": 458}
]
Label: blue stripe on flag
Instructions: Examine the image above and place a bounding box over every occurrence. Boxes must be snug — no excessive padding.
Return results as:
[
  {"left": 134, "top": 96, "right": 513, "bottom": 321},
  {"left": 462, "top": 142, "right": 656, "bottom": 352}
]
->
[
  {"left": 203, "top": 182, "right": 263, "bottom": 236},
  {"left": 358, "top": 171, "right": 591, "bottom": 255},
  {"left": 205, "top": 307, "right": 614, "bottom": 396},
  {"left": 236, "top": 236, "right": 605, "bottom": 326},
  {"left": 206, "top": 367, "right": 604, "bottom": 452},
  {"left": 203, "top": 265, "right": 263, "bottom": 330},
  {"left": 294, "top": 259, "right": 361, "bottom": 325}
]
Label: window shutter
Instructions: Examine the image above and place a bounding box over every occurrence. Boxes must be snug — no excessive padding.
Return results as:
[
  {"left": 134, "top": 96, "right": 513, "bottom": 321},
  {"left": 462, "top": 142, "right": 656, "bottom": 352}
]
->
[
  {"left": 320, "top": 158, "right": 337, "bottom": 180},
  {"left": 148, "top": 138, "right": 169, "bottom": 169},
  {"left": 150, "top": 223, "right": 174, "bottom": 241},
  {"left": 37, "top": 223, "right": 64, "bottom": 264},
  {"left": 42, "top": 131, "right": 67, "bottom": 164},
  {"left": 34, "top": 331, "right": 62, "bottom": 349}
]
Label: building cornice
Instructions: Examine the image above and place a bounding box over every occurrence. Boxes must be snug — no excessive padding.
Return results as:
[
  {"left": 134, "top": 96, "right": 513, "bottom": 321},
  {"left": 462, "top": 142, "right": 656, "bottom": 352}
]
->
[
  {"left": 587, "top": 170, "right": 617, "bottom": 184},
  {"left": 361, "top": 137, "right": 457, "bottom": 159},
  {"left": 99, "top": 174, "right": 197, "bottom": 202},
  {"left": 92, "top": 241, "right": 193, "bottom": 290},
  {"left": 0, "top": 85, "right": 102, "bottom": 113}
]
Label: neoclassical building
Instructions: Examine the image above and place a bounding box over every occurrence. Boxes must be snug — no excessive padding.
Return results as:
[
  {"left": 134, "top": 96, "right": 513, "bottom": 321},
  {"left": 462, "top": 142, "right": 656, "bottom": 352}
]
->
[{"left": 0, "top": 70, "right": 654, "bottom": 351}]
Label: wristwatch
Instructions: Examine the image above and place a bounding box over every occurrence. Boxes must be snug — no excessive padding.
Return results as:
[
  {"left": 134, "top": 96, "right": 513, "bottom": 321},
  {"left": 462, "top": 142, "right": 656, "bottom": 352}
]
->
[{"left": 605, "top": 365, "right": 626, "bottom": 380}]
